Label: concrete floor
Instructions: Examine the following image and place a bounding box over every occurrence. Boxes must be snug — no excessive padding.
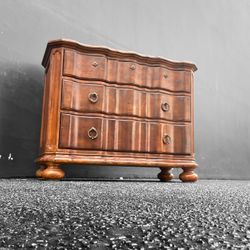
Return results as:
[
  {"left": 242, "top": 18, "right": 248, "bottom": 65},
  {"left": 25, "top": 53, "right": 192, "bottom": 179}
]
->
[{"left": 0, "top": 179, "right": 249, "bottom": 249}]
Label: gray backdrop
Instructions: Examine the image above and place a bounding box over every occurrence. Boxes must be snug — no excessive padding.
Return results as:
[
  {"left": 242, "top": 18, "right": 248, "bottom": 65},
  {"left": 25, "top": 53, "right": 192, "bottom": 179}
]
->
[{"left": 0, "top": 0, "right": 249, "bottom": 179}]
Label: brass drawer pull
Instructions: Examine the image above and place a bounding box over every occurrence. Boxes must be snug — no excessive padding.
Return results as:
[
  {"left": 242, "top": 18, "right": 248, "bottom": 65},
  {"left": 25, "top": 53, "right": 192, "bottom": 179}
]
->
[
  {"left": 161, "top": 102, "right": 170, "bottom": 112},
  {"left": 163, "top": 73, "right": 168, "bottom": 79},
  {"left": 92, "top": 61, "right": 98, "bottom": 67},
  {"left": 88, "top": 127, "right": 98, "bottom": 140},
  {"left": 163, "top": 134, "right": 171, "bottom": 144},
  {"left": 88, "top": 92, "right": 98, "bottom": 103},
  {"left": 130, "top": 64, "right": 136, "bottom": 70}
]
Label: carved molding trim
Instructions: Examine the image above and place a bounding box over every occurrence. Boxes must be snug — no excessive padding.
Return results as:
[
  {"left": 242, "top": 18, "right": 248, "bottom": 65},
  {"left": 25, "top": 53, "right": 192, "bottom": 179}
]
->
[
  {"left": 36, "top": 152, "right": 198, "bottom": 168},
  {"left": 42, "top": 39, "right": 197, "bottom": 71}
]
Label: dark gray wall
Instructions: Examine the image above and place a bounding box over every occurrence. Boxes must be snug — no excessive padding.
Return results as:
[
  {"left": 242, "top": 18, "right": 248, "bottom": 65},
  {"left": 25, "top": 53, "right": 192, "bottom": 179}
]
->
[{"left": 0, "top": 0, "right": 250, "bottom": 179}]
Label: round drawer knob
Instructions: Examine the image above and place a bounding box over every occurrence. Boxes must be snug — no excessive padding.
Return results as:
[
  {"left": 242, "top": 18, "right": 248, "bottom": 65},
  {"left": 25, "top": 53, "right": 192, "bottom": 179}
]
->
[
  {"left": 130, "top": 64, "right": 136, "bottom": 70},
  {"left": 88, "top": 127, "right": 98, "bottom": 140},
  {"left": 92, "top": 61, "right": 98, "bottom": 67},
  {"left": 163, "top": 134, "right": 171, "bottom": 144},
  {"left": 163, "top": 73, "right": 168, "bottom": 79},
  {"left": 88, "top": 92, "right": 98, "bottom": 103},
  {"left": 161, "top": 102, "right": 170, "bottom": 112}
]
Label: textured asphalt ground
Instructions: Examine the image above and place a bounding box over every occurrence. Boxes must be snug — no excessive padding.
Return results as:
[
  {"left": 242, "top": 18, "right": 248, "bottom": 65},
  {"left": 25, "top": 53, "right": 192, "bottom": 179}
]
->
[{"left": 0, "top": 179, "right": 249, "bottom": 249}]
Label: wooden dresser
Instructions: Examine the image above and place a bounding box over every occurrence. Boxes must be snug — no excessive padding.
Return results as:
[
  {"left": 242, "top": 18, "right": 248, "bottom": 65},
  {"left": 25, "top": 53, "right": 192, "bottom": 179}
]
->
[{"left": 35, "top": 39, "right": 198, "bottom": 182}]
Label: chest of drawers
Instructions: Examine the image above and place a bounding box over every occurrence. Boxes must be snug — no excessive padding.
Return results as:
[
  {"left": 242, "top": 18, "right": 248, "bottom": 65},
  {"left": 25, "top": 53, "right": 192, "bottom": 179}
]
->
[{"left": 35, "top": 39, "right": 198, "bottom": 182}]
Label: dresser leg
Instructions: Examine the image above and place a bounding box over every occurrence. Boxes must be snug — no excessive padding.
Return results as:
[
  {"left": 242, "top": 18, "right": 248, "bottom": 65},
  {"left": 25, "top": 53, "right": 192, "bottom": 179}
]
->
[
  {"left": 179, "top": 167, "right": 198, "bottom": 182},
  {"left": 39, "top": 163, "right": 65, "bottom": 180},
  {"left": 35, "top": 166, "right": 47, "bottom": 178},
  {"left": 158, "top": 167, "right": 174, "bottom": 182}
]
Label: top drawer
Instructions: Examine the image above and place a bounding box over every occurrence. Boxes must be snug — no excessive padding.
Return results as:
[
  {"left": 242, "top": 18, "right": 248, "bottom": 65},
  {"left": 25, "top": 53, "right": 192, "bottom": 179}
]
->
[
  {"left": 63, "top": 49, "right": 191, "bottom": 93},
  {"left": 107, "top": 59, "right": 191, "bottom": 92},
  {"left": 63, "top": 49, "right": 106, "bottom": 80}
]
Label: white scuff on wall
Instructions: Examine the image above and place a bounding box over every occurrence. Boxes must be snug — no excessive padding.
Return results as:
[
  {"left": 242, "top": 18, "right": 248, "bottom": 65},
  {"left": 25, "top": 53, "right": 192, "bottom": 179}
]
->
[
  {"left": 8, "top": 153, "right": 13, "bottom": 160},
  {"left": 0, "top": 153, "right": 14, "bottom": 160}
]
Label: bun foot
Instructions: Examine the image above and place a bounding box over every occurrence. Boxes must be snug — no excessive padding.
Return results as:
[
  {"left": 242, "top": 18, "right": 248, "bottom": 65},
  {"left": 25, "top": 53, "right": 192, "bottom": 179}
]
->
[
  {"left": 35, "top": 166, "right": 47, "bottom": 178},
  {"left": 158, "top": 167, "right": 174, "bottom": 182},
  {"left": 40, "top": 163, "right": 65, "bottom": 180},
  {"left": 179, "top": 167, "right": 198, "bottom": 182}
]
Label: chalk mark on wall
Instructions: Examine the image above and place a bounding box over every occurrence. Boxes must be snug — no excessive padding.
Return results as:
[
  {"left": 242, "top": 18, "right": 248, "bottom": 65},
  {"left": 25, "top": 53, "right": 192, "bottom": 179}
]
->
[{"left": 0, "top": 153, "right": 14, "bottom": 160}]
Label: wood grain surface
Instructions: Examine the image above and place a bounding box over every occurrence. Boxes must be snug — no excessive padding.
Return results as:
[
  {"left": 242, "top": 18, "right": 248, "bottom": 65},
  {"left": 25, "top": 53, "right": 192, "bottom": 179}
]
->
[{"left": 36, "top": 39, "right": 198, "bottom": 182}]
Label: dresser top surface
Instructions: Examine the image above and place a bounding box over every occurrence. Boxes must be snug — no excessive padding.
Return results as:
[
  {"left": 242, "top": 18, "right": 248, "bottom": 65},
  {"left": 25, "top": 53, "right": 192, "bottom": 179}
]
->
[{"left": 42, "top": 39, "right": 197, "bottom": 71}]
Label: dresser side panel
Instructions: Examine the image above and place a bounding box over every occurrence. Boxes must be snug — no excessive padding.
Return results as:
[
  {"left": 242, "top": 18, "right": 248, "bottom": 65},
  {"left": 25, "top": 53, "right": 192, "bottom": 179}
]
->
[
  {"left": 39, "top": 48, "right": 63, "bottom": 153},
  {"left": 39, "top": 64, "right": 49, "bottom": 151},
  {"left": 190, "top": 71, "right": 195, "bottom": 155}
]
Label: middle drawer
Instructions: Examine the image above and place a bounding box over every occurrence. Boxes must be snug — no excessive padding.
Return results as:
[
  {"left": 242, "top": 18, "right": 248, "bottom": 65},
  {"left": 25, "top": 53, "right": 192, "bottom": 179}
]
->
[{"left": 61, "top": 79, "right": 191, "bottom": 122}]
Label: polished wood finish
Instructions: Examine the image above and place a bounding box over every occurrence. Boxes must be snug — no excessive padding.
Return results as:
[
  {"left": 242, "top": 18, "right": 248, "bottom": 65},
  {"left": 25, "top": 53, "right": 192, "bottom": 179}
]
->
[
  {"left": 35, "top": 166, "right": 46, "bottom": 178},
  {"left": 61, "top": 79, "right": 191, "bottom": 121},
  {"left": 36, "top": 39, "right": 198, "bottom": 182},
  {"left": 59, "top": 113, "right": 191, "bottom": 154},
  {"left": 158, "top": 168, "right": 174, "bottom": 182},
  {"left": 179, "top": 167, "right": 198, "bottom": 182},
  {"left": 40, "top": 163, "right": 65, "bottom": 179}
]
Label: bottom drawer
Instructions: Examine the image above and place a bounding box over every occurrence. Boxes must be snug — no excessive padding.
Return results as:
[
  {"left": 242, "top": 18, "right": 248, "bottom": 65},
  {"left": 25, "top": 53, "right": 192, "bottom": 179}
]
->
[{"left": 59, "top": 113, "right": 191, "bottom": 154}]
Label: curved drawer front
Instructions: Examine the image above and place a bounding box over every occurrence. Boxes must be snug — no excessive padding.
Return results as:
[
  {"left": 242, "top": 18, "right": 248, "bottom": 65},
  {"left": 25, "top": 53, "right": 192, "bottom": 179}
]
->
[
  {"left": 61, "top": 80, "right": 105, "bottom": 113},
  {"left": 63, "top": 50, "right": 107, "bottom": 80},
  {"left": 147, "top": 92, "right": 190, "bottom": 121},
  {"left": 107, "top": 59, "right": 191, "bottom": 92},
  {"left": 63, "top": 49, "right": 191, "bottom": 93},
  {"left": 60, "top": 114, "right": 103, "bottom": 150},
  {"left": 59, "top": 113, "right": 191, "bottom": 154},
  {"left": 61, "top": 80, "right": 191, "bottom": 122}
]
